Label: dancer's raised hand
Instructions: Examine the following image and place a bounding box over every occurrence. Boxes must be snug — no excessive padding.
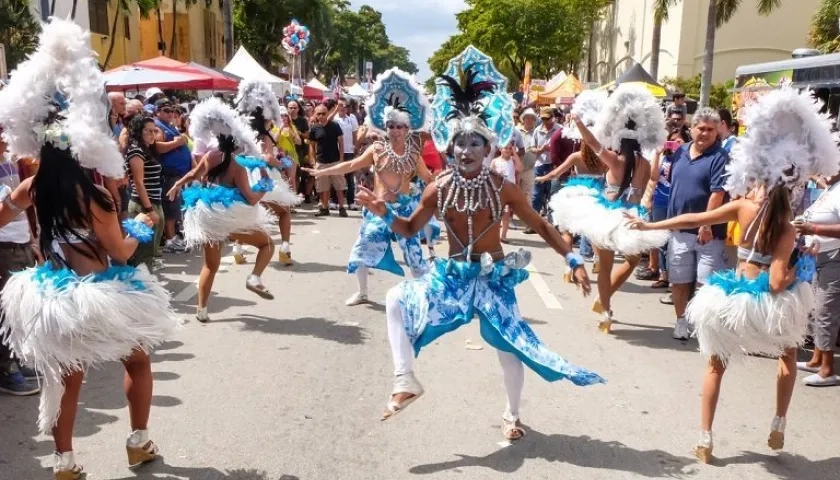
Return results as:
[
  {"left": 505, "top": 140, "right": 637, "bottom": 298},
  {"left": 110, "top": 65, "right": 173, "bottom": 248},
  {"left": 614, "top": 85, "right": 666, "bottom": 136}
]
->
[
  {"left": 354, "top": 186, "right": 386, "bottom": 216},
  {"left": 300, "top": 166, "right": 322, "bottom": 178}
]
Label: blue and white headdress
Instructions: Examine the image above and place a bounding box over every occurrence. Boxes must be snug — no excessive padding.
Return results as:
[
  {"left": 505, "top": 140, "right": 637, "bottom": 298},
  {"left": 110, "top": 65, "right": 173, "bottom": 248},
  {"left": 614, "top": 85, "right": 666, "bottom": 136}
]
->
[
  {"left": 431, "top": 45, "right": 514, "bottom": 150},
  {"left": 726, "top": 88, "right": 840, "bottom": 197},
  {"left": 564, "top": 90, "right": 608, "bottom": 140},
  {"left": 234, "top": 78, "right": 283, "bottom": 125},
  {"left": 0, "top": 18, "right": 123, "bottom": 178},
  {"left": 364, "top": 68, "right": 431, "bottom": 133}
]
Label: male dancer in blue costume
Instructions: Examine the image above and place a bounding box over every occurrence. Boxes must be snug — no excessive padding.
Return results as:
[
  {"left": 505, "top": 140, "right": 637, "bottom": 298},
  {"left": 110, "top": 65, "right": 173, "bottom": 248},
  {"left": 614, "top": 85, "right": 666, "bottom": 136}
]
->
[{"left": 355, "top": 48, "right": 605, "bottom": 441}]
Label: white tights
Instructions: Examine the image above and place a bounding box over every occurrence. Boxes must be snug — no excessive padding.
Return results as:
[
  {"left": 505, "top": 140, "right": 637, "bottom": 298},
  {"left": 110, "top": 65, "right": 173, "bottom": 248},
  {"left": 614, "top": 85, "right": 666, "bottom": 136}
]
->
[{"left": 385, "top": 286, "right": 524, "bottom": 419}]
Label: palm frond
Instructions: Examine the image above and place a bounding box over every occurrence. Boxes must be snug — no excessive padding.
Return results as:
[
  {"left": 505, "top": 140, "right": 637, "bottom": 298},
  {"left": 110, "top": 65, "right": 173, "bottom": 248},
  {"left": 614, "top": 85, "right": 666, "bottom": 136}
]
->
[{"left": 651, "top": 0, "right": 680, "bottom": 23}]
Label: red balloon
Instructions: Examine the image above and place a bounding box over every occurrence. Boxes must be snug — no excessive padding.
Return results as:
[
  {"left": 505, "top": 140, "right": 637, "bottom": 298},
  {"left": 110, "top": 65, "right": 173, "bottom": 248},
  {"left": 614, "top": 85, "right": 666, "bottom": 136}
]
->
[{"left": 297, "top": 31, "right": 305, "bottom": 39}]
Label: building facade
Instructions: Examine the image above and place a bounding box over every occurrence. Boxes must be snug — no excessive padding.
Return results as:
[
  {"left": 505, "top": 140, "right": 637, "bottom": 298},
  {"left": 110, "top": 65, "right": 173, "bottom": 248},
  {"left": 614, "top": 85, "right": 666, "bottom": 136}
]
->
[
  {"left": 584, "top": 0, "right": 820, "bottom": 85},
  {"left": 29, "top": 0, "right": 226, "bottom": 70}
]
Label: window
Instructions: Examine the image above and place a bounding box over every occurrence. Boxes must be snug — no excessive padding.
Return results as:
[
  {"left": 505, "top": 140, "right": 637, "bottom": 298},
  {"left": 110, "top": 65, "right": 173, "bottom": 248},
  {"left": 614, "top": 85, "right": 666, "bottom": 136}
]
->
[
  {"left": 124, "top": 15, "right": 130, "bottom": 39},
  {"left": 88, "top": 0, "right": 109, "bottom": 36}
]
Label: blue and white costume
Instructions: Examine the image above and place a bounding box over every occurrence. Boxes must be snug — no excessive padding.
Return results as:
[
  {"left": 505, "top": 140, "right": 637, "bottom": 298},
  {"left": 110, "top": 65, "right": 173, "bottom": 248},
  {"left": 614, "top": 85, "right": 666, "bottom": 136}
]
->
[
  {"left": 237, "top": 155, "right": 299, "bottom": 207},
  {"left": 181, "top": 182, "right": 276, "bottom": 248},
  {"left": 380, "top": 45, "right": 603, "bottom": 431}
]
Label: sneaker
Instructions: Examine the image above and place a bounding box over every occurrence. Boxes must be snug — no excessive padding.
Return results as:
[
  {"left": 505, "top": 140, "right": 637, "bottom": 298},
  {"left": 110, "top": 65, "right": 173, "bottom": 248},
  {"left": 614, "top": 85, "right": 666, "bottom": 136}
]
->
[
  {"left": 345, "top": 292, "right": 369, "bottom": 306},
  {"left": 18, "top": 364, "right": 41, "bottom": 380},
  {"left": 153, "top": 258, "right": 165, "bottom": 271},
  {"left": 523, "top": 228, "right": 537, "bottom": 235},
  {"left": 673, "top": 317, "right": 690, "bottom": 341},
  {"left": 315, "top": 208, "right": 330, "bottom": 217},
  {"left": 659, "top": 293, "right": 673, "bottom": 305},
  {"left": 338, "top": 208, "right": 348, "bottom": 218},
  {"left": 329, "top": 202, "right": 339, "bottom": 210},
  {"left": 349, "top": 203, "right": 360, "bottom": 211},
  {"left": 0, "top": 365, "right": 40, "bottom": 396},
  {"left": 196, "top": 307, "right": 210, "bottom": 324},
  {"left": 163, "top": 239, "right": 186, "bottom": 254}
]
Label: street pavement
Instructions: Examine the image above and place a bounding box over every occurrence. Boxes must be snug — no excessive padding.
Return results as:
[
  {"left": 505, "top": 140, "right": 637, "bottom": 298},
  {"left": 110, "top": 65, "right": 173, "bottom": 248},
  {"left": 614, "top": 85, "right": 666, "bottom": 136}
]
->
[{"left": 2, "top": 203, "right": 839, "bottom": 480}]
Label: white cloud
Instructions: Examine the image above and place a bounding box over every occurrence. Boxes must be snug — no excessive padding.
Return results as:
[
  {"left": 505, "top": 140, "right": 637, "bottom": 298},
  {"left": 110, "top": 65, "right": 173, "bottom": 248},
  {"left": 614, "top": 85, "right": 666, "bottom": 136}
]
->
[{"left": 348, "top": 0, "right": 467, "bottom": 81}]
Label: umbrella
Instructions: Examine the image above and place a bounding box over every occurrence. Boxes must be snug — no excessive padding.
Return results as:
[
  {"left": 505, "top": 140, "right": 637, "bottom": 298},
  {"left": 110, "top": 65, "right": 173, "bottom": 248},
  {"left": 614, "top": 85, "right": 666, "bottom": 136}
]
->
[{"left": 104, "top": 66, "right": 207, "bottom": 92}]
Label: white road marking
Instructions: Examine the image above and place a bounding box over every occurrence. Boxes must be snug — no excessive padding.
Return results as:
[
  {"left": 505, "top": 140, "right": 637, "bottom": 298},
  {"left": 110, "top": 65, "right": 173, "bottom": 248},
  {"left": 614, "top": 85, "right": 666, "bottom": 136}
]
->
[
  {"left": 496, "top": 441, "right": 512, "bottom": 448},
  {"left": 525, "top": 263, "right": 563, "bottom": 310}
]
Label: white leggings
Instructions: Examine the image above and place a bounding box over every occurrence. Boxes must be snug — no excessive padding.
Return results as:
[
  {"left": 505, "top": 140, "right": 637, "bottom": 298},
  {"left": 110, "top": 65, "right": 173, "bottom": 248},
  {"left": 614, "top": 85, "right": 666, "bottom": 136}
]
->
[{"left": 385, "top": 285, "right": 525, "bottom": 419}]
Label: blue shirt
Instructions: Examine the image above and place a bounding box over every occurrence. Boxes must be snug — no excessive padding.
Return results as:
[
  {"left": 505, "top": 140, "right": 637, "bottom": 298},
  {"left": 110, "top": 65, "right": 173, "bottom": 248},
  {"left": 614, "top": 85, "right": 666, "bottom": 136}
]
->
[
  {"left": 154, "top": 119, "right": 192, "bottom": 175},
  {"left": 721, "top": 135, "right": 736, "bottom": 153},
  {"left": 652, "top": 153, "right": 674, "bottom": 207},
  {"left": 667, "top": 141, "right": 729, "bottom": 238}
]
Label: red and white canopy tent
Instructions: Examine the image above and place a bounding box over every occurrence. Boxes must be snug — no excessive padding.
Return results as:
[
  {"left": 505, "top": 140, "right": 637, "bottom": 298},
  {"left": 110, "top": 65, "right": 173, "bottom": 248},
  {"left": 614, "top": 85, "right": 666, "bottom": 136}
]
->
[{"left": 104, "top": 56, "right": 240, "bottom": 92}]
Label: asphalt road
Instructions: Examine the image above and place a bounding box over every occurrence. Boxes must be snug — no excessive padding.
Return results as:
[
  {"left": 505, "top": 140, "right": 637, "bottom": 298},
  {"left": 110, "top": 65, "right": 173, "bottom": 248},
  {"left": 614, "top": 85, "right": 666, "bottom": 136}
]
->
[{"left": 2, "top": 204, "right": 839, "bottom": 480}]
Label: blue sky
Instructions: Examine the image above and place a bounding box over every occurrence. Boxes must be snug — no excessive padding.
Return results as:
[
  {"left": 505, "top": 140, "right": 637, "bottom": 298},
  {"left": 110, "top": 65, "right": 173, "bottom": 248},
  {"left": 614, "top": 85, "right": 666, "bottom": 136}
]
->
[{"left": 347, "top": 0, "right": 466, "bottom": 81}]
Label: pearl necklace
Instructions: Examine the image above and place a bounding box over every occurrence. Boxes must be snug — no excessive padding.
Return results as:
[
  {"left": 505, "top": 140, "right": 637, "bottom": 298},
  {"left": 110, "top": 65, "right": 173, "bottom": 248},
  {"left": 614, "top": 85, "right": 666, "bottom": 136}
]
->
[
  {"left": 376, "top": 137, "right": 417, "bottom": 194},
  {"left": 436, "top": 164, "right": 503, "bottom": 260}
]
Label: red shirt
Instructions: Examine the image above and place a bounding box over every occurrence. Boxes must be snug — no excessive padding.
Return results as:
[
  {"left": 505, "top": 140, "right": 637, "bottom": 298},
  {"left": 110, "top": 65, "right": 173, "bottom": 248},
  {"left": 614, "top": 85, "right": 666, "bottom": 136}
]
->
[
  {"left": 549, "top": 127, "right": 576, "bottom": 180},
  {"left": 421, "top": 139, "right": 442, "bottom": 173}
]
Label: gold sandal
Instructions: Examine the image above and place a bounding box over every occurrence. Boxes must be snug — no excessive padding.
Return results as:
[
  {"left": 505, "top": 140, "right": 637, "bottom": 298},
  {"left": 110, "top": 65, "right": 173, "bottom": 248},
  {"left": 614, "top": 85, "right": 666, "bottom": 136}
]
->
[
  {"left": 694, "top": 431, "right": 713, "bottom": 464},
  {"left": 768, "top": 417, "right": 785, "bottom": 450},
  {"left": 126, "top": 430, "right": 159, "bottom": 468}
]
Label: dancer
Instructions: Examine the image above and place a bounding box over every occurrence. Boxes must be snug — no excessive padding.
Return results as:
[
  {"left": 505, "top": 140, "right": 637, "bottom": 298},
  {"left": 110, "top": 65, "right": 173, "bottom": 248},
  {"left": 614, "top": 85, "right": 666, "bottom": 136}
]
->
[
  {"left": 538, "top": 90, "right": 609, "bottom": 277},
  {"left": 0, "top": 19, "right": 178, "bottom": 479},
  {"left": 304, "top": 68, "right": 440, "bottom": 306},
  {"left": 355, "top": 46, "right": 605, "bottom": 441},
  {"left": 234, "top": 79, "right": 299, "bottom": 266},
  {"left": 167, "top": 97, "right": 277, "bottom": 323},
  {"left": 549, "top": 84, "right": 668, "bottom": 333},
  {"left": 626, "top": 88, "right": 838, "bottom": 463}
]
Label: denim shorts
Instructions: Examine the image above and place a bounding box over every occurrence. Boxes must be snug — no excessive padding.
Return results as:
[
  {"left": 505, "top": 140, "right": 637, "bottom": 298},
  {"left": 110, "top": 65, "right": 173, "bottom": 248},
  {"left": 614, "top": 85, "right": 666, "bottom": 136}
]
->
[{"left": 667, "top": 231, "right": 727, "bottom": 285}]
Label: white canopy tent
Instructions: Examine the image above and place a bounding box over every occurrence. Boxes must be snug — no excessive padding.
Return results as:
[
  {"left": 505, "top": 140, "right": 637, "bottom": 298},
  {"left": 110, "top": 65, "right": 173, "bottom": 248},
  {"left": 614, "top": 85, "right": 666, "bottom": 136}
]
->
[
  {"left": 306, "top": 78, "right": 329, "bottom": 91},
  {"left": 224, "top": 46, "right": 291, "bottom": 95},
  {"left": 346, "top": 83, "right": 369, "bottom": 98}
]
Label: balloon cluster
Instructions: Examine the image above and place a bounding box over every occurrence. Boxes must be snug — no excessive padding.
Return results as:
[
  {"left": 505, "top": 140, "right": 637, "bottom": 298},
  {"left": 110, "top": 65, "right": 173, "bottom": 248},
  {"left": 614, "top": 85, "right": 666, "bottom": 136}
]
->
[{"left": 282, "top": 19, "right": 310, "bottom": 56}]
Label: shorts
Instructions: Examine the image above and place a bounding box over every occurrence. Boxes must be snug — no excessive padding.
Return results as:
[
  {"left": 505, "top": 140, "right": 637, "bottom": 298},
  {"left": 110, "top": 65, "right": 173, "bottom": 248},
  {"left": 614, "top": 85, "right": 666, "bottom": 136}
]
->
[
  {"left": 162, "top": 173, "right": 182, "bottom": 222},
  {"left": 315, "top": 162, "right": 347, "bottom": 194},
  {"left": 667, "top": 231, "right": 727, "bottom": 285}
]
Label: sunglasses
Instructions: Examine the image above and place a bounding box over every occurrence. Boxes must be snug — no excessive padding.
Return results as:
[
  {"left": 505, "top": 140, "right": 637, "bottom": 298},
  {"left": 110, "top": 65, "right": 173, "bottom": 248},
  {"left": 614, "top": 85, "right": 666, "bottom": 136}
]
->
[
  {"left": 160, "top": 107, "right": 173, "bottom": 113},
  {"left": 387, "top": 124, "right": 407, "bottom": 130}
]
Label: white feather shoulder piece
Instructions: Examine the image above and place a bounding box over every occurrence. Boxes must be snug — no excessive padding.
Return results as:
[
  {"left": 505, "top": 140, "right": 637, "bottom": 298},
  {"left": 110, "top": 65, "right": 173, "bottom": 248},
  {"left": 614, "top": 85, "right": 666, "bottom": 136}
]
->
[
  {"left": 564, "top": 90, "right": 608, "bottom": 140},
  {"left": 594, "top": 84, "right": 666, "bottom": 152},
  {"left": 725, "top": 88, "right": 840, "bottom": 196},
  {"left": 235, "top": 78, "right": 283, "bottom": 125},
  {"left": 189, "top": 97, "right": 260, "bottom": 157}
]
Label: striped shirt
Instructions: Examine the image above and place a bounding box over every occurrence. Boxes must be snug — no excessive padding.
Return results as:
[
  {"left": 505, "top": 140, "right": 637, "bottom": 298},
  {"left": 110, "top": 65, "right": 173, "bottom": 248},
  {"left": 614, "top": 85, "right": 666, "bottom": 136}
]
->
[{"left": 125, "top": 145, "right": 163, "bottom": 204}]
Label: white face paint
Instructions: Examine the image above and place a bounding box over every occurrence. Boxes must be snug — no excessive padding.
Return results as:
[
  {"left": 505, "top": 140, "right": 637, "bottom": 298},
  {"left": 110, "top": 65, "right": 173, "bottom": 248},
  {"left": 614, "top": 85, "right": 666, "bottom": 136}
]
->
[{"left": 453, "top": 132, "right": 489, "bottom": 177}]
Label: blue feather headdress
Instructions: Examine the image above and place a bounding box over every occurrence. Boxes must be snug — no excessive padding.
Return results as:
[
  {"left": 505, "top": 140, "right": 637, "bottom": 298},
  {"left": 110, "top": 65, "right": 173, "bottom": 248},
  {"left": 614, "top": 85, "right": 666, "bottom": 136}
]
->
[
  {"left": 431, "top": 45, "right": 513, "bottom": 151},
  {"left": 364, "top": 68, "right": 431, "bottom": 133}
]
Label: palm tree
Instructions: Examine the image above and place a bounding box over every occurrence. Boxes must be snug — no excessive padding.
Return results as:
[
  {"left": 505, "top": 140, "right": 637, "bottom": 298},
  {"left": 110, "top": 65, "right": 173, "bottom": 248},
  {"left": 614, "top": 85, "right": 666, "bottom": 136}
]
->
[
  {"left": 650, "top": 0, "right": 679, "bottom": 79},
  {"left": 698, "top": 0, "right": 781, "bottom": 106},
  {"left": 103, "top": 0, "right": 159, "bottom": 69}
]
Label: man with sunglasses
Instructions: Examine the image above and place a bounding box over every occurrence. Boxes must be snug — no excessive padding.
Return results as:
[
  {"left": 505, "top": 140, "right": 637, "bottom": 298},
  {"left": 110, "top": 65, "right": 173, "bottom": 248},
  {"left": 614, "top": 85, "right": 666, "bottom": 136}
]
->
[
  {"left": 153, "top": 97, "right": 190, "bottom": 253},
  {"left": 309, "top": 104, "right": 349, "bottom": 217}
]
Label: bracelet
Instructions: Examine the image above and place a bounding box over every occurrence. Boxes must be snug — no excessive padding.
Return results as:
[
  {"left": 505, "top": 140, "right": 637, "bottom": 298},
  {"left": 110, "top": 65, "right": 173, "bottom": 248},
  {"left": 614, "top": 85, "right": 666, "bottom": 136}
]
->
[
  {"left": 122, "top": 219, "right": 154, "bottom": 243},
  {"left": 383, "top": 205, "right": 396, "bottom": 226},
  {"left": 564, "top": 252, "right": 585, "bottom": 270}
]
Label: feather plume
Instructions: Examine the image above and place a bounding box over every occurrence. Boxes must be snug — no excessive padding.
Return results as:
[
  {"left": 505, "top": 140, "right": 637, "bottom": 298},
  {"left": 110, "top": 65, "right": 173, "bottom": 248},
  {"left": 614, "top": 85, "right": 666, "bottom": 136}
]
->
[
  {"left": 188, "top": 97, "right": 260, "bottom": 157},
  {"left": 564, "top": 90, "right": 608, "bottom": 140},
  {"left": 234, "top": 78, "right": 283, "bottom": 125},
  {"left": 593, "top": 84, "right": 666, "bottom": 152}
]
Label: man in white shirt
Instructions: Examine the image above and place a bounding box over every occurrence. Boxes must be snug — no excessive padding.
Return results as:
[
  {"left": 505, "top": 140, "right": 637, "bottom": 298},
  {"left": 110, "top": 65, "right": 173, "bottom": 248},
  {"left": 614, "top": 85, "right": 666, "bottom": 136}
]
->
[
  {"left": 335, "top": 100, "right": 360, "bottom": 208},
  {"left": 0, "top": 135, "right": 40, "bottom": 396}
]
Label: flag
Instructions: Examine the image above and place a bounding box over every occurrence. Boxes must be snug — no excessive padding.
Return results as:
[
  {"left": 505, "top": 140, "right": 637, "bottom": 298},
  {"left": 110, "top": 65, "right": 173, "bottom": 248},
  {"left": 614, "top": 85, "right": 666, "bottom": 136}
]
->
[{"left": 329, "top": 75, "right": 341, "bottom": 97}]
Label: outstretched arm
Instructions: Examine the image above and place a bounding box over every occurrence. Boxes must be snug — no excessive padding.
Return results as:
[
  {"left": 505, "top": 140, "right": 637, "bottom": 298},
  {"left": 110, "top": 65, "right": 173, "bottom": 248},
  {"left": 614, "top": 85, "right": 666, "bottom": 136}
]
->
[
  {"left": 628, "top": 199, "right": 744, "bottom": 231},
  {"left": 354, "top": 183, "right": 437, "bottom": 238},
  {"left": 537, "top": 152, "right": 578, "bottom": 183},
  {"left": 0, "top": 177, "right": 33, "bottom": 228},
  {"left": 167, "top": 152, "right": 212, "bottom": 200},
  {"left": 303, "top": 144, "right": 375, "bottom": 177},
  {"left": 571, "top": 115, "right": 620, "bottom": 170}
]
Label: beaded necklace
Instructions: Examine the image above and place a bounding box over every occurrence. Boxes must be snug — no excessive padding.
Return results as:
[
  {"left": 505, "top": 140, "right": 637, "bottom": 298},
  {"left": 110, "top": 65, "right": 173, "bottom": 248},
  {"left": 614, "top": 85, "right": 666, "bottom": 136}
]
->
[{"left": 375, "top": 137, "right": 418, "bottom": 194}]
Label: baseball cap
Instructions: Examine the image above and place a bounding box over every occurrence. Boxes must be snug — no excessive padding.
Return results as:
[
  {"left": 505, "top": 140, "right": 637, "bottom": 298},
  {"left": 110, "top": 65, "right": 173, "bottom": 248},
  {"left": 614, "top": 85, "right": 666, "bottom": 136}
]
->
[
  {"left": 145, "top": 87, "right": 164, "bottom": 98},
  {"left": 143, "top": 104, "right": 157, "bottom": 114},
  {"left": 539, "top": 106, "right": 554, "bottom": 119},
  {"left": 154, "top": 98, "right": 172, "bottom": 109}
]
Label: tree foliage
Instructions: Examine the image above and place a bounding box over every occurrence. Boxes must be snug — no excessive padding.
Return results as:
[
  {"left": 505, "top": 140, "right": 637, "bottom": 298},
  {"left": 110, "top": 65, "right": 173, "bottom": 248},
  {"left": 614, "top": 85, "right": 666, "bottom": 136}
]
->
[
  {"left": 809, "top": 0, "right": 840, "bottom": 53},
  {"left": 662, "top": 74, "right": 735, "bottom": 110},
  {"left": 233, "top": 0, "right": 416, "bottom": 80},
  {"left": 428, "top": 0, "right": 611, "bottom": 89},
  {"left": 0, "top": 0, "right": 39, "bottom": 73}
]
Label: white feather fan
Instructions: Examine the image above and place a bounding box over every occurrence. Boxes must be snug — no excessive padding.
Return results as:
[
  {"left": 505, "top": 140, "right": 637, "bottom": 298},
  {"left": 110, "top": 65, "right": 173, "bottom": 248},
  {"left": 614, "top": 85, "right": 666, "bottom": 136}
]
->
[
  {"left": 188, "top": 97, "right": 261, "bottom": 157},
  {"left": 594, "top": 84, "right": 666, "bottom": 152},
  {"left": 564, "top": 90, "right": 608, "bottom": 140}
]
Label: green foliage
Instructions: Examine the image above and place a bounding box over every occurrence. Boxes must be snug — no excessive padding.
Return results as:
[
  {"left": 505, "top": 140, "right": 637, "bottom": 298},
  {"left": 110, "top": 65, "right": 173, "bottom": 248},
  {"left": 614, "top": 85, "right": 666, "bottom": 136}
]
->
[
  {"left": 0, "top": 0, "right": 39, "bottom": 73},
  {"left": 809, "top": 0, "right": 840, "bottom": 53},
  {"left": 428, "top": 0, "right": 611, "bottom": 89},
  {"left": 232, "top": 0, "right": 416, "bottom": 80},
  {"left": 662, "top": 74, "right": 735, "bottom": 109}
]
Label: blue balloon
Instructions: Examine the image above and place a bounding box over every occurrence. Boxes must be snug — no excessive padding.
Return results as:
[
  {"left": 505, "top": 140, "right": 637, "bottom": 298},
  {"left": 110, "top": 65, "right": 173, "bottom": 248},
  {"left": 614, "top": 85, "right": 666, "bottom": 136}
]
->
[{"left": 290, "top": 35, "right": 299, "bottom": 45}]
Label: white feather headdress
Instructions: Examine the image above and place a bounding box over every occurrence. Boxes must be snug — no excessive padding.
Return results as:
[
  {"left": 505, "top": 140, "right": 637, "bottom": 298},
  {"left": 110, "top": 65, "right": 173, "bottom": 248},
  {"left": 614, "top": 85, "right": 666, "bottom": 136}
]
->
[
  {"left": 0, "top": 18, "right": 124, "bottom": 178},
  {"left": 594, "top": 84, "right": 666, "bottom": 152},
  {"left": 234, "top": 78, "right": 283, "bottom": 125},
  {"left": 564, "top": 90, "right": 608, "bottom": 140},
  {"left": 188, "top": 97, "right": 260, "bottom": 157},
  {"left": 725, "top": 88, "right": 840, "bottom": 196}
]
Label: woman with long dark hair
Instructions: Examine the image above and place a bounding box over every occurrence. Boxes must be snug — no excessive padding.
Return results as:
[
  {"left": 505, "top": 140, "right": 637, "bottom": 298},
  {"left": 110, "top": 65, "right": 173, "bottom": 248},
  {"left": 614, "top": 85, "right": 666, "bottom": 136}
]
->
[
  {"left": 166, "top": 97, "right": 276, "bottom": 323},
  {"left": 125, "top": 116, "right": 164, "bottom": 271},
  {"left": 550, "top": 84, "right": 668, "bottom": 333},
  {"left": 627, "top": 88, "right": 837, "bottom": 463},
  {"left": 0, "top": 19, "right": 177, "bottom": 479}
]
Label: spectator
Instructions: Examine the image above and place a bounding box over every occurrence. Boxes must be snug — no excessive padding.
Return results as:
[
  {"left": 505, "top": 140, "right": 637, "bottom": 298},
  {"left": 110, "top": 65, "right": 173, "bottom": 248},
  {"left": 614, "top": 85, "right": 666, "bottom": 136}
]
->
[
  {"left": 144, "top": 87, "right": 165, "bottom": 106},
  {"left": 517, "top": 108, "right": 539, "bottom": 209},
  {"left": 490, "top": 142, "right": 523, "bottom": 242},
  {"left": 108, "top": 92, "right": 130, "bottom": 220},
  {"left": 309, "top": 104, "right": 348, "bottom": 217},
  {"left": 153, "top": 97, "right": 190, "bottom": 253},
  {"left": 125, "top": 116, "right": 164, "bottom": 271},
  {"left": 525, "top": 106, "right": 561, "bottom": 233},
  {"left": 271, "top": 106, "right": 302, "bottom": 192},
  {"left": 0, "top": 130, "right": 40, "bottom": 396},
  {"left": 108, "top": 92, "right": 127, "bottom": 137},
  {"left": 666, "top": 108, "right": 729, "bottom": 340},
  {"left": 666, "top": 92, "right": 688, "bottom": 118},
  {"left": 287, "top": 100, "right": 312, "bottom": 202},
  {"left": 548, "top": 113, "right": 576, "bottom": 195},
  {"left": 334, "top": 99, "right": 359, "bottom": 208},
  {"left": 717, "top": 109, "right": 737, "bottom": 152}
]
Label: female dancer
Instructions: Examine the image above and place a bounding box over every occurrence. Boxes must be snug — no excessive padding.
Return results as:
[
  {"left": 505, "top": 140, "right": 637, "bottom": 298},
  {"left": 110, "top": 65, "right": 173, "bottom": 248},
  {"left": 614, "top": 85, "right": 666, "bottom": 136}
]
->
[
  {"left": 167, "top": 97, "right": 276, "bottom": 323},
  {"left": 235, "top": 79, "right": 299, "bottom": 266},
  {"left": 627, "top": 88, "right": 838, "bottom": 462},
  {"left": 0, "top": 19, "right": 177, "bottom": 479},
  {"left": 355, "top": 46, "right": 604, "bottom": 441},
  {"left": 304, "top": 68, "right": 439, "bottom": 306},
  {"left": 550, "top": 85, "right": 668, "bottom": 333}
]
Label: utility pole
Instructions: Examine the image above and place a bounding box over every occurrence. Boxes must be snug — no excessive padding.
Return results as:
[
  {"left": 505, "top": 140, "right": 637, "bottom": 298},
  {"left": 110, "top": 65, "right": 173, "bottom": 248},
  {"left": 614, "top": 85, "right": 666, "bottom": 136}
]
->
[
  {"left": 223, "top": 0, "right": 234, "bottom": 62},
  {"left": 39, "top": 0, "right": 50, "bottom": 21}
]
